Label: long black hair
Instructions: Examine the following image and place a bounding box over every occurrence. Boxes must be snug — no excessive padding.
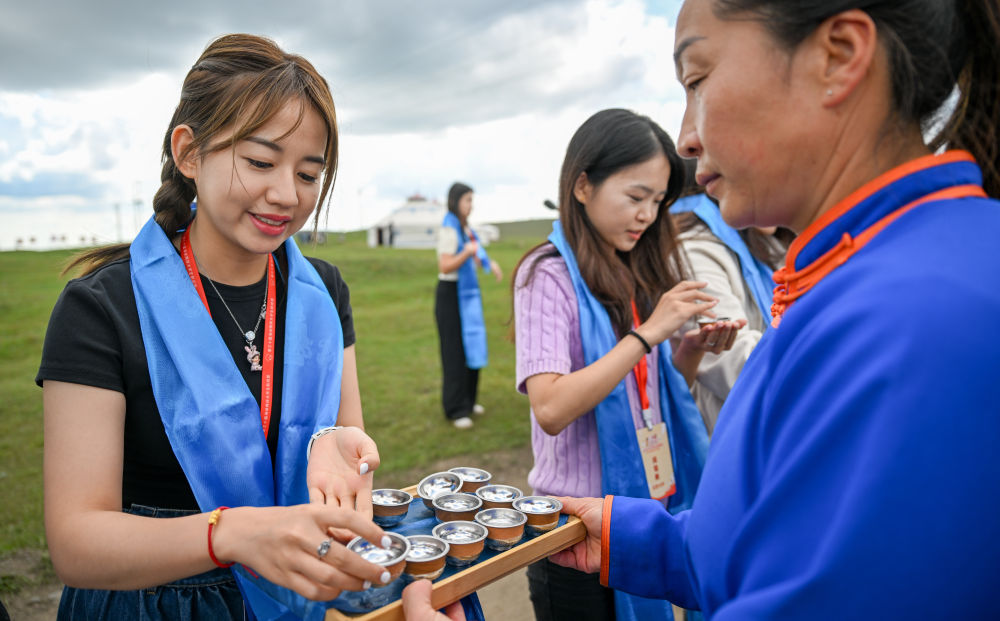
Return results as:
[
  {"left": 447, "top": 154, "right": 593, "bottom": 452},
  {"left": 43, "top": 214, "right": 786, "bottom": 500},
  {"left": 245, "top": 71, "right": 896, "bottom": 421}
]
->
[
  {"left": 514, "top": 109, "right": 690, "bottom": 336},
  {"left": 447, "top": 182, "right": 474, "bottom": 228}
]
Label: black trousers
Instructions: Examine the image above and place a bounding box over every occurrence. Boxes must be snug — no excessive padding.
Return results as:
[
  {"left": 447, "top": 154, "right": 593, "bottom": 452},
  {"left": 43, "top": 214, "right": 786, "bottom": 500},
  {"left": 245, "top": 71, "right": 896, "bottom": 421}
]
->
[
  {"left": 527, "top": 558, "right": 616, "bottom": 621},
  {"left": 435, "top": 280, "right": 479, "bottom": 420}
]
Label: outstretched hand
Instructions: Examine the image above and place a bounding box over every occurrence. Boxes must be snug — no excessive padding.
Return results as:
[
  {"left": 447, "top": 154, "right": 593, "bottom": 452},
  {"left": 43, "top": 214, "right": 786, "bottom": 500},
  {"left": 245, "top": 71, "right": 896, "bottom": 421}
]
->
[
  {"left": 401, "top": 579, "right": 467, "bottom": 621},
  {"left": 637, "top": 281, "right": 718, "bottom": 346},
  {"left": 681, "top": 318, "right": 747, "bottom": 355},
  {"left": 306, "top": 426, "right": 381, "bottom": 519},
  {"left": 548, "top": 496, "right": 605, "bottom": 574}
]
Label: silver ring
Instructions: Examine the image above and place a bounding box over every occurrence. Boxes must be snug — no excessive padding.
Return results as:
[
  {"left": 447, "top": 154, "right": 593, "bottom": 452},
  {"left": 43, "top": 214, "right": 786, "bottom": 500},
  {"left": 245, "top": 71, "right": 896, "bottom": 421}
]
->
[
  {"left": 706, "top": 341, "right": 719, "bottom": 347},
  {"left": 317, "top": 538, "right": 332, "bottom": 559}
]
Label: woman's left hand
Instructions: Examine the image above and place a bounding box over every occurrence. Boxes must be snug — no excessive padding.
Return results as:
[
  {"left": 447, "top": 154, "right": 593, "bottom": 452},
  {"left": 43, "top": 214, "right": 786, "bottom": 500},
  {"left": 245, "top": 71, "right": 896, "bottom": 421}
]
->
[
  {"left": 306, "top": 426, "right": 381, "bottom": 519},
  {"left": 490, "top": 260, "right": 503, "bottom": 282},
  {"left": 680, "top": 318, "right": 748, "bottom": 355}
]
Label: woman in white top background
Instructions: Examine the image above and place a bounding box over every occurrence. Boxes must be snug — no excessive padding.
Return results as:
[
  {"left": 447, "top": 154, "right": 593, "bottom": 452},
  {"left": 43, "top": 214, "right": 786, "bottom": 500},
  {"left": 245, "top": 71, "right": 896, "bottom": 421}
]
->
[{"left": 434, "top": 182, "right": 503, "bottom": 429}]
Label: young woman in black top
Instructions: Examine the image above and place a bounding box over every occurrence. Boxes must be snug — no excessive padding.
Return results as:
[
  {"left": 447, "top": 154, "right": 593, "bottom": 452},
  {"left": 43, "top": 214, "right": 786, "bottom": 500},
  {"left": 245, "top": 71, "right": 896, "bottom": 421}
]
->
[{"left": 37, "top": 34, "right": 391, "bottom": 620}]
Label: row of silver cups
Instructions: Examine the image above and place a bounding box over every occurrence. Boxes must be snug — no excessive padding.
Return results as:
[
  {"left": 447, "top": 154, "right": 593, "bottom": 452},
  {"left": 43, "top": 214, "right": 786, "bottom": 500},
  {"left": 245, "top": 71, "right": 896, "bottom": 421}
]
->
[{"left": 354, "top": 467, "right": 563, "bottom": 585}]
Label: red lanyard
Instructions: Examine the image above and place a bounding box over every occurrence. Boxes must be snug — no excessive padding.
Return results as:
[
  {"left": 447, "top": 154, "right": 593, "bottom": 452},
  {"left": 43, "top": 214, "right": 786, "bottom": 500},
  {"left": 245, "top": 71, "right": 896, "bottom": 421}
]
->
[
  {"left": 630, "top": 300, "right": 652, "bottom": 426},
  {"left": 180, "top": 228, "right": 277, "bottom": 438}
]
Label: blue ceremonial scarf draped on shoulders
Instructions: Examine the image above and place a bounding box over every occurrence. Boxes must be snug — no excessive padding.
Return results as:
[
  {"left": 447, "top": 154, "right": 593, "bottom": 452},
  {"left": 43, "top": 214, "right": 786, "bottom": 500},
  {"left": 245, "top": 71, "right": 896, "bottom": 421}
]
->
[
  {"left": 442, "top": 211, "right": 490, "bottom": 369},
  {"left": 547, "top": 221, "right": 710, "bottom": 621},
  {"left": 130, "top": 216, "right": 343, "bottom": 620},
  {"left": 671, "top": 194, "right": 774, "bottom": 320}
]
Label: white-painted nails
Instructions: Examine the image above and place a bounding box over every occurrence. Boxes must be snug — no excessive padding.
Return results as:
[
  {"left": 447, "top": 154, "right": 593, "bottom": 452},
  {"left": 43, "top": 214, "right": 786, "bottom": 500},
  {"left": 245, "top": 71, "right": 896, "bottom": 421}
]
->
[
  {"left": 380, "top": 570, "right": 391, "bottom": 584},
  {"left": 381, "top": 536, "right": 392, "bottom": 549},
  {"left": 362, "top": 580, "right": 371, "bottom": 590},
  {"left": 359, "top": 462, "right": 369, "bottom": 476}
]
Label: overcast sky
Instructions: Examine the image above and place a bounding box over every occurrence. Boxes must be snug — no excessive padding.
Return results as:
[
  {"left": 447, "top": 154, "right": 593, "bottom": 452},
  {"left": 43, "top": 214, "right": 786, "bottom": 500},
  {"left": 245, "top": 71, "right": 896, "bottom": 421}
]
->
[{"left": 0, "top": 0, "right": 686, "bottom": 250}]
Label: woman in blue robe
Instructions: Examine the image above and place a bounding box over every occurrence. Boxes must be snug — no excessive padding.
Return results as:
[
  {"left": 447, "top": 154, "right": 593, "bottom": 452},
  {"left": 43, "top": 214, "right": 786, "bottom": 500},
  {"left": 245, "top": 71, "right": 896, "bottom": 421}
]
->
[{"left": 545, "top": 0, "right": 1000, "bottom": 619}]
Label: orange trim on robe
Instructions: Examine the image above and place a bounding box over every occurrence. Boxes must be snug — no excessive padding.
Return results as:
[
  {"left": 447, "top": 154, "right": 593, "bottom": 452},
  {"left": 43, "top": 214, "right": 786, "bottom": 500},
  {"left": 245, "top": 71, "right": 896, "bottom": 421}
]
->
[
  {"left": 600, "top": 494, "right": 614, "bottom": 587},
  {"left": 771, "top": 151, "right": 985, "bottom": 327}
]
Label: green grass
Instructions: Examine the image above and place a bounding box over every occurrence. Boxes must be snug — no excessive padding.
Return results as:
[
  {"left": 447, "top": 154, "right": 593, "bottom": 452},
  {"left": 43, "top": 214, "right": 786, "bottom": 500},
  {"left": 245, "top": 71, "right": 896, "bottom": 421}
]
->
[{"left": 0, "top": 229, "right": 550, "bottom": 555}]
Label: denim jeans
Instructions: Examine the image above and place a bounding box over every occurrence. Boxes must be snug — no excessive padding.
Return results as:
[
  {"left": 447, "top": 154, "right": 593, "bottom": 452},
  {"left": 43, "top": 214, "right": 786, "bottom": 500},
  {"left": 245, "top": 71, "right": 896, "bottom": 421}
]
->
[{"left": 57, "top": 504, "right": 245, "bottom": 621}]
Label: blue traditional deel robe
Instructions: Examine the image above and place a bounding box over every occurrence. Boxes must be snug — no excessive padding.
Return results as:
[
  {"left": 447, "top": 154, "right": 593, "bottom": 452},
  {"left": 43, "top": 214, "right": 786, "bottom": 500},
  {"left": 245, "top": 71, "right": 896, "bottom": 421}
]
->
[
  {"left": 603, "top": 152, "right": 1000, "bottom": 618},
  {"left": 131, "top": 216, "right": 344, "bottom": 621},
  {"left": 442, "top": 211, "right": 491, "bottom": 369},
  {"left": 670, "top": 194, "right": 775, "bottom": 320},
  {"left": 548, "top": 221, "right": 710, "bottom": 621}
]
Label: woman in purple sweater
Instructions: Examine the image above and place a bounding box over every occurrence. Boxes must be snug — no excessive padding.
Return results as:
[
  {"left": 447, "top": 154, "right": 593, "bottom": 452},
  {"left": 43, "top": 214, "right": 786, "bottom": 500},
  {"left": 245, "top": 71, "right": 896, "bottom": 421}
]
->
[{"left": 512, "top": 109, "right": 743, "bottom": 621}]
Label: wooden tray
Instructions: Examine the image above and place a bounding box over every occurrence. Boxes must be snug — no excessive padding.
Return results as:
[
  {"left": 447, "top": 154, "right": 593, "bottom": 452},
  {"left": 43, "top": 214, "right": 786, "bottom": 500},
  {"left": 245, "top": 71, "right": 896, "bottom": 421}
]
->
[{"left": 325, "top": 485, "right": 585, "bottom": 620}]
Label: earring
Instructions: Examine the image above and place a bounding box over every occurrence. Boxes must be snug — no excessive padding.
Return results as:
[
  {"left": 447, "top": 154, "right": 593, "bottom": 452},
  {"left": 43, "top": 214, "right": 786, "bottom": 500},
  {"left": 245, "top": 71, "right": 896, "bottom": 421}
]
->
[{"left": 826, "top": 89, "right": 834, "bottom": 97}]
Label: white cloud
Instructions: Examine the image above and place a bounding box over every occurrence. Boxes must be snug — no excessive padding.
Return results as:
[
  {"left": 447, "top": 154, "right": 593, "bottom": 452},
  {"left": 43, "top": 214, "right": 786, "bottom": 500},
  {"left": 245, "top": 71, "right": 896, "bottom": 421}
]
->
[{"left": 0, "top": 0, "right": 686, "bottom": 251}]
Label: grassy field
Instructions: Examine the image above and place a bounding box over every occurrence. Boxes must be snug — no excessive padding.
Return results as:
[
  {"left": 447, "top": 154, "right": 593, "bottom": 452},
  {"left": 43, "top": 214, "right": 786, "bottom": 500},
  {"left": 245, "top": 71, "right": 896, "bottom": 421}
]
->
[{"left": 0, "top": 223, "right": 554, "bottom": 557}]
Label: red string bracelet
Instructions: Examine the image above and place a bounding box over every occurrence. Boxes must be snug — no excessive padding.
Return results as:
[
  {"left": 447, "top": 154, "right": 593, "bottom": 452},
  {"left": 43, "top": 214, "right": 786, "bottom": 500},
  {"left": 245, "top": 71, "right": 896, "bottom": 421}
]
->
[{"left": 207, "top": 506, "right": 235, "bottom": 569}]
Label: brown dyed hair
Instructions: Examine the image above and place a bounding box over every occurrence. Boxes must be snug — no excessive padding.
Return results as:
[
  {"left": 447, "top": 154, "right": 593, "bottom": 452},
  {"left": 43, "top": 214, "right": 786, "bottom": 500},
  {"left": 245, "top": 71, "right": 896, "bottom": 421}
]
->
[
  {"left": 68, "top": 33, "right": 339, "bottom": 275},
  {"left": 513, "top": 109, "right": 689, "bottom": 337}
]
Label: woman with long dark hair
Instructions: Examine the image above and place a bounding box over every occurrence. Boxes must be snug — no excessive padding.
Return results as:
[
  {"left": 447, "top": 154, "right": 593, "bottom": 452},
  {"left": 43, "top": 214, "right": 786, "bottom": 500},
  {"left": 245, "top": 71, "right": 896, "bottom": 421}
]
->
[
  {"left": 435, "top": 182, "right": 503, "bottom": 429},
  {"left": 512, "top": 109, "right": 744, "bottom": 621},
  {"left": 553, "top": 0, "right": 1000, "bottom": 618}
]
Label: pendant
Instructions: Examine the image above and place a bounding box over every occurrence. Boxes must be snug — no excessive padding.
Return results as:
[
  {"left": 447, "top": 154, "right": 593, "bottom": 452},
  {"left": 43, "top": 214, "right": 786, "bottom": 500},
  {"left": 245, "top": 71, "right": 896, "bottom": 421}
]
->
[
  {"left": 245, "top": 330, "right": 256, "bottom": 342},
  {"left": 245, "top": 343, "right": 263, "bottom": 372}
]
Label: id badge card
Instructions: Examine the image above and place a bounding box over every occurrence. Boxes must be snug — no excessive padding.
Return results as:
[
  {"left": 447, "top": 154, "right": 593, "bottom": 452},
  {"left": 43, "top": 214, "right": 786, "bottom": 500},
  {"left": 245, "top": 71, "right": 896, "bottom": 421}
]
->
[{"left": 636, "top": 421, "right": 676, "bottom": 500}]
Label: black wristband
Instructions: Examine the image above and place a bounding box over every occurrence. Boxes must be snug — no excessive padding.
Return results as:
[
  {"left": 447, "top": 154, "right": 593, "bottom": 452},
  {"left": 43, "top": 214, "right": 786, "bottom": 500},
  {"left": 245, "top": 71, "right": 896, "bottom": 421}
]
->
[{"left": 626, "top": 330, "right": 652, "bottom": 354}]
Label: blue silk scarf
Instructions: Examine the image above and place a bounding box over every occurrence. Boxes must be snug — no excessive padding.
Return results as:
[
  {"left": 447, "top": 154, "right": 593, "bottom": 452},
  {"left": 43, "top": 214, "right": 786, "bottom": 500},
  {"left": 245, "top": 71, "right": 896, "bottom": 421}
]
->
[
  {"left": 671, "top": 194, "right": 775, "bottom": 320},
  {"left": 130, "top": 216, "right": 344, "bottom": 621},
  {"left": 442, "top": 211, "right": 490, "bottom": 369},
  {"left": 548, "top": 221, "right": 710, "bottom": 621}
]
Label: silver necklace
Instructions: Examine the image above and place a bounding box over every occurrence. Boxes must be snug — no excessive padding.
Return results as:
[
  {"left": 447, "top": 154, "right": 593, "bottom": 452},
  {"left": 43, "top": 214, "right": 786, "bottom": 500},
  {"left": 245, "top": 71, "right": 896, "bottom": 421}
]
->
[{"left": 204, "top": 275, "right": 267, "bottom": 372}]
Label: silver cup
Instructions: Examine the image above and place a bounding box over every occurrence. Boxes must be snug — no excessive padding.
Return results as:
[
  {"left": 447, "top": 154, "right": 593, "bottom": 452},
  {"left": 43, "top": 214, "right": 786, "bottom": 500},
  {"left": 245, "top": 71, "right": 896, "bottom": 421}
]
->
[
  {"left": 418, "top": 471, "right": 463, "bottom": 510},
  {"left": 346, "top": 532, "right": 411, "bottom": 586},
  {"left": 475, "top": 507, "right": 527, "bottom": 551},
  {"left": 404, "top": 535, "right": 450, "bottom": 580},
  {"left": 432, "top": 520, "right": 488, "bottom": 567},
  {"left": 513, "top": 496, "right": 563, "bottom": 535},
  {"left": 432, "top": 492, "right": 483, "bottom": 523},
  {"left": 371, "top": 488, "right": 412, "bottom": 528},
  {"left": 475, "top": 484, "right": 523, "bottom": 510},
  {"left": 447, "top": 466, "right": 493, "bottom": 493}
]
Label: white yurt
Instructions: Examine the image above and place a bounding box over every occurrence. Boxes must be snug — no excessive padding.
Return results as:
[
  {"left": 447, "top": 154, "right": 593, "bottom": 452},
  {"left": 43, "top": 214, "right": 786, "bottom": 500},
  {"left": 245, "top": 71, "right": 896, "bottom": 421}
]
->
[{"left": 367, "top": 194, "right": 499, "bottom": 249}]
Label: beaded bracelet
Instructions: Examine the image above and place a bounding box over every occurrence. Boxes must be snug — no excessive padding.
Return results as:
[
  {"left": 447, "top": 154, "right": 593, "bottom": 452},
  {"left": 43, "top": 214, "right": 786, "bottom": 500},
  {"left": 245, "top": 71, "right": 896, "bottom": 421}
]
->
[
  {"left": 207, "top": 506, "right": 235, "bottom": 569},
  {"left": 626, "top": 329, "right": 652, "bottom": 354}
]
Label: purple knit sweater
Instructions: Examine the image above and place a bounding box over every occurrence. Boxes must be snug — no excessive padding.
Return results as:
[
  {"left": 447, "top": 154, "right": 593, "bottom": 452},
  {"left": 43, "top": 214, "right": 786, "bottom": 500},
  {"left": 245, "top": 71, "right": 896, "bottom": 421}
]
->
[{"left": 514, "top": 245, "right": 663, "bottom": 499}]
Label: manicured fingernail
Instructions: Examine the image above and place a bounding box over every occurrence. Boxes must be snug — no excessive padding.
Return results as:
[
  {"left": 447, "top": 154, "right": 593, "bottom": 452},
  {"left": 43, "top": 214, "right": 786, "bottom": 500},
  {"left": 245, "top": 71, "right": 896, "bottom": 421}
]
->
[
  {"left": 359, "top": 462, "right": 369, "bottom": 475},
  {"left": 380, "top": 570, "right": 391, "bottom": 584},
  {"left": 381, "top": 536, "right": 392, "bottom": 549},
  {"left": 362, "top": 580, "right": 371, "bottom": 590}
]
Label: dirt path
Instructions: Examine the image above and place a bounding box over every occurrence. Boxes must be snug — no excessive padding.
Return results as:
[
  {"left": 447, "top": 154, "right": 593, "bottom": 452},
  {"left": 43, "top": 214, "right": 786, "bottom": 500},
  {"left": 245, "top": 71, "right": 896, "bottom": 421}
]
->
[{"left": 0, "top": 445, "right": 537, "bottom": 621}]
